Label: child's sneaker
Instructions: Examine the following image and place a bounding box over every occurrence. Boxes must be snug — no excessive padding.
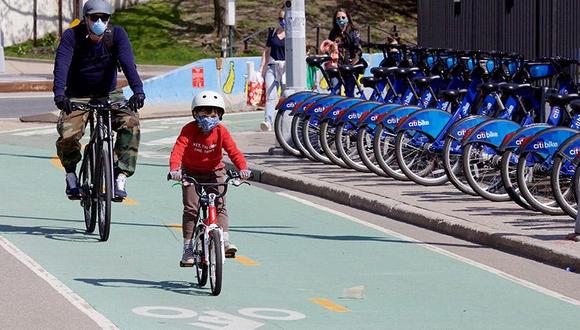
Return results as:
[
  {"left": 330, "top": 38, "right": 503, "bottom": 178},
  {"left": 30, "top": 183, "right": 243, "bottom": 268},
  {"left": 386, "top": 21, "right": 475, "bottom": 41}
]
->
[
  {"left": 224, "top": 241, "right": 237, "bottom": 258},
  {"left": 65, "top": 172, "right": 80, "bottom": 200},
  {"left": 180, "top": 246, "right": 195, "bottom": 267}
]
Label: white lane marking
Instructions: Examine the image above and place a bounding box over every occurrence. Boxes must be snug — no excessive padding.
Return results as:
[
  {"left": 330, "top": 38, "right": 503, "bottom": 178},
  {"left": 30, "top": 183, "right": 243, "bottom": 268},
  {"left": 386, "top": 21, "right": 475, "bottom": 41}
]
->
[
  {"left": 0, "top": 236, "right": 118, "bottom": 329},
  {"left": 141, "top": 136, "right": 178, "bottom": 146},
  {"left": 13, "top": 128, "right": 57, "bottom": 136},
  {"left": 139, "top": 128, "right": 162, "bottom": 134},
  {"left": 276, "top": 192, "right": 580, "bottom": 307},
  {"left": 0, "top": 125, "right": 54, "bottom": 134}
]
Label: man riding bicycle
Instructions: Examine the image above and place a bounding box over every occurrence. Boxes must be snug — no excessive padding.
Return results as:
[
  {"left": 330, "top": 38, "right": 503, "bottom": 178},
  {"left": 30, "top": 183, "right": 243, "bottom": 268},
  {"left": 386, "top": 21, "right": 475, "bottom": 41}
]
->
[{"left": 53, "top": 0, "right": 145, "bottom": 200}]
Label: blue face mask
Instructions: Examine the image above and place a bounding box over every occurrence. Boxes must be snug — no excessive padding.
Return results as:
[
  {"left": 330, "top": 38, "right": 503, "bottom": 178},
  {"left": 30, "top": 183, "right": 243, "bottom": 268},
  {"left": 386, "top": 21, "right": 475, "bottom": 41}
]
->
[
  {"left": 336, "top": 17, "right": 348, "bottom": 28},
  {"left": 90, "top": 19, "right": 107, "bottom": 36},
  {"left": 279, "top": 18, "right": 285, "bottom": 28},
  {"left": 195, "top": 115, "right": 220, "bottom": 133}
]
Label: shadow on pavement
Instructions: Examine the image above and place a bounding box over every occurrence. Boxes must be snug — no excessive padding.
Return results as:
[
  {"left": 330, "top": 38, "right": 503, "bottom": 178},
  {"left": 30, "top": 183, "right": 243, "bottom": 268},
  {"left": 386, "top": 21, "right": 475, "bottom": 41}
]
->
[
  {"left": 229, "top": 226, "right": 484, "bottom": 248},
  {"left": 0, "top": 222, "right": 98, "bottom": 242},
  {"left": 75, "top": 278, "right": 211, "bottom": 296}
]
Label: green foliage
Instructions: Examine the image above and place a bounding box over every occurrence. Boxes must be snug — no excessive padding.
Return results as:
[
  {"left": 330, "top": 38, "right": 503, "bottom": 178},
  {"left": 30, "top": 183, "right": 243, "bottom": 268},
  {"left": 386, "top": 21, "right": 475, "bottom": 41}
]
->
[{"left": 4, "top": 0, "right": 417, "bottom": 65}]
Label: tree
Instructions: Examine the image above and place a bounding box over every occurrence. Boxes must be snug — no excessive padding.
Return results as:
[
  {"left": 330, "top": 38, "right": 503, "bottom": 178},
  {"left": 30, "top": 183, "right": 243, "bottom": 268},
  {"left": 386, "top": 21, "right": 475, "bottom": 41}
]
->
[{"left": 213, "top": 0, "right": 224, "bottom": 37}]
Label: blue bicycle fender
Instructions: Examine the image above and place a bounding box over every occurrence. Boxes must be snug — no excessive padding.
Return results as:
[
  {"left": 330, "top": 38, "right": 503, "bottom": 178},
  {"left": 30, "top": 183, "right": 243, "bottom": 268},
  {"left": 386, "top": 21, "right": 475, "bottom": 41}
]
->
[
  {"left": 304, "top": 95, "right": 346, "bottom": 118},
  {"left": 395, "top": 108, "right": 452, "bottom": 139},
  {"left": 289, "top": 94, "right": 325, "bottom": 116},
  {"left": 499, "top": 123, "right": 551, "bottom": 153},
  {"left": 555, "top": 134, "right": 580, "bottom": 162},
  {"left": 379, "top": 105, "right": 422, "bottom": 131},
  {"left": 358, "top": 104, "right": 400, "bottom": 128},
  {"left": 277, "top": 91, "right": 318, "bottom": 112},
  {"left": 462, "top": 119, "right": 521, "bottom": 147},
  {"left": 446, "top": 116, "right": 488, "bottom": 141},
  {"left": 335, "top": 101, "right": 383, "bottom": 125},
  {"left": 320, "top": 98, "right": 365, "bottom": 124},
  {"left": 519, "top": 127, "right": 578, "bottom": 160}
]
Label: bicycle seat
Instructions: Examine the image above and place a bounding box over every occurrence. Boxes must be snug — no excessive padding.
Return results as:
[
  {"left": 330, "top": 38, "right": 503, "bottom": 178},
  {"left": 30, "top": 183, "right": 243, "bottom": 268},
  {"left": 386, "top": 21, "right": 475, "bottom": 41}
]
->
[
  {"left": 499, "top": 83, "right": 531, "bottom": 95},
  {"left": 395, "top": 67, "right": 420, "bottom": 78},
  {"left": 306, "top": 55, "right": 331, "bottom": 67},
  {"left": 570, "top": 100, "right": 580, "bottom": 114},
  {"left": 546, "top": 93, "right": 580, "bottom": 107},
  {"left": 412, "top": 75, "right": 441, "bottom": 87},
  {"left": 480, "top": 82, "right": 502, "bottom": 94},
  {"left": 325, "top": 67, "right": 340, "bottom": 78},
  {"left": 371, "top": 66, "right": 398, "bottom": 78},
  {"left": 360, "top": 76, "right": 380, "bottom": 88},
  {"left": 438, "top": 89, "right": 468, "bottom": 102},
  {"left": 339, "top": 63, "right": 366, "bottom": 75}
]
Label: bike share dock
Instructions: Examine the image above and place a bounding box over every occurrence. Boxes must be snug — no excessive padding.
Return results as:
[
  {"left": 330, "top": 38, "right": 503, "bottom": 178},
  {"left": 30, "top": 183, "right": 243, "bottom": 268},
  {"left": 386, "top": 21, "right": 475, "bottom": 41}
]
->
[{"left": 229, "top": 129, "right": 580, "bottom": 271}]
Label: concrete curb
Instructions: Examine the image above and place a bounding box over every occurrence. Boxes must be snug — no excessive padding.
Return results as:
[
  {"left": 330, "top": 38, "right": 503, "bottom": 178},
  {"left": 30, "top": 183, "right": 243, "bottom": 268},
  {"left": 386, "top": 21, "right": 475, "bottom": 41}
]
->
[{"left": 237, "top": 161, "right": 580, "bottom": 271}]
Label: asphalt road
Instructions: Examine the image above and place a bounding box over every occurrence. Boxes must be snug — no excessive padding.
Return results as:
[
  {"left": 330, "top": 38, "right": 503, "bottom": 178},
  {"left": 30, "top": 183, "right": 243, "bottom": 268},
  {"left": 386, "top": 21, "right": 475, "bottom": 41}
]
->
[{"left": 0, "top": 93, "right": 56, "bottom": 118}]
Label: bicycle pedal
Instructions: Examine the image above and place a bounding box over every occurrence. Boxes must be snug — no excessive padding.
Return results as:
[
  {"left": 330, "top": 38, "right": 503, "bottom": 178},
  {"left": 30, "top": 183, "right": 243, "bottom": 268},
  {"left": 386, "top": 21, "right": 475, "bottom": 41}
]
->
[{"left": 180, "top": 261, "right": 194, "bottom": 267}]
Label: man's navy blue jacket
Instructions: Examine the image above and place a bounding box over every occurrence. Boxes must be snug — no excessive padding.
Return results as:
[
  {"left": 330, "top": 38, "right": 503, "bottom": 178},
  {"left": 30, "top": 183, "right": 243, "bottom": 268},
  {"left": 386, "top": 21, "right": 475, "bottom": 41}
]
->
[{"left": 53, "top": 23, "right": 144, "bottom": 98}]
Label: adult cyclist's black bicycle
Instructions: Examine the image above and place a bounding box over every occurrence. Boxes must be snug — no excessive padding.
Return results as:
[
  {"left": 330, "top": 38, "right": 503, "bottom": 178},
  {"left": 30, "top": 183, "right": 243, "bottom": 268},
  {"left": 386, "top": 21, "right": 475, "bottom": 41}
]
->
[{"left": 74, "top": 98, "right": 131, "bottom": 242}]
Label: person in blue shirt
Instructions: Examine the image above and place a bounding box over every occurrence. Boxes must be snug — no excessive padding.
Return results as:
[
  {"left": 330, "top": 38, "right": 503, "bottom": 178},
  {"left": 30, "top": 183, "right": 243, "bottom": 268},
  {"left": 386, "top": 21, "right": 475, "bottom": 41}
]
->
[
  {"left": 53, "top": 0, "right": 145, "bottom": 201},
  {"left": 258, "top": 8, "right": 286, "bottom": 132}
]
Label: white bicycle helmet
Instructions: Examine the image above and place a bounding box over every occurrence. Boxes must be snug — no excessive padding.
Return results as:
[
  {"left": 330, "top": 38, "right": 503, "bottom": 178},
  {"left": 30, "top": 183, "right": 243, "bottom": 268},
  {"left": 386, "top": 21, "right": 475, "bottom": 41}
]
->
[{"left": 191, "top": 90, "right": 225, "bottom": 119}]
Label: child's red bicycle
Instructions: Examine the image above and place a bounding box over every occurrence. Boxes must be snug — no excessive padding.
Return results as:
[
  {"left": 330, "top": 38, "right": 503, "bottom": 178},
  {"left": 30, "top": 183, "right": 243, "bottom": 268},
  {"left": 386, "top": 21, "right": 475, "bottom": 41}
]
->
[{"left": 169, "top": 170, "right": 249, "bottom": 296}]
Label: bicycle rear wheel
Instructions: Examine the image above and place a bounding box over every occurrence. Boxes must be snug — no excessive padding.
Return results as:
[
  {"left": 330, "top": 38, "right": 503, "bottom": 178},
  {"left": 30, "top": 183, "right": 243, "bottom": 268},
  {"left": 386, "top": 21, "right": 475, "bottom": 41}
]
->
[
  {"left": 96, "top": 146, "right": 112, "bottom": 241},
  {"left": 194, "top": 228, "right": 208, "bottom": 286},
  {"left": 274, "top": 111, "right": 302, "bottom": 158},
  {"left": 373, "top": 124, "right": 408, "bottom": 181},
  {"left": 517, "top": 152, "right": 564, "bottom": 215},
  {"left": 208, "top": 230, "right": 223, "bottom": 296},
  {"left": 463, "top": 143, "right": 509, "bottom": 201},
  {"left": 335, "top": 122, "right": 371, "bottom": 172},
  {"left": 80, "top": 145, "right": 96, "bottom": 232},
  {"left": 551, "top": 156, "right": 577, "bottom": 218}
]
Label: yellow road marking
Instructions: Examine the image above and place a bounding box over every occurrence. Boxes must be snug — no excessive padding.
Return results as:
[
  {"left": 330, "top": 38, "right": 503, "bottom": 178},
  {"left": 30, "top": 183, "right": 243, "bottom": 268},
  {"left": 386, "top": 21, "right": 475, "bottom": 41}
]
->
[
  {"left": 234, "top": 255, "right": 259, "bottom": 266},
  {"left": 166, "top": 224, "right": 182, "bottom": 231},
  {"left": 122, "top": 198, "right": 138, "bottom": 205},
  {"left": 308, "top": 298, "right": 349, "bottom": 313},
  {"left": 50, "top": 156, "right": 64, "bottom": 169}
]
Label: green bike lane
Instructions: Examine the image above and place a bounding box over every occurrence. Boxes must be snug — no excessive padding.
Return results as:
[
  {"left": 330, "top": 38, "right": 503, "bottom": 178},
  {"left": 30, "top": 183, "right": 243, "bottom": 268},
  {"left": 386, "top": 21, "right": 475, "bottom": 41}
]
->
[{"left": 1, "top": 113, "right": 580, "bottom": 329}]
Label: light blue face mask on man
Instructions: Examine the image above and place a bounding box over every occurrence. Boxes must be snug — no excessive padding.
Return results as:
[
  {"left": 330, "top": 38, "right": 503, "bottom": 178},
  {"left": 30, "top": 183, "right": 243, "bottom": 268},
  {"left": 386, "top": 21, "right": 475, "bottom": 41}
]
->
[
  {"left": 90, "top": 19, "right": 107, "bottom": 36},
  {"left": 195, "top": 115, "right": 220, "bottom": 134}
]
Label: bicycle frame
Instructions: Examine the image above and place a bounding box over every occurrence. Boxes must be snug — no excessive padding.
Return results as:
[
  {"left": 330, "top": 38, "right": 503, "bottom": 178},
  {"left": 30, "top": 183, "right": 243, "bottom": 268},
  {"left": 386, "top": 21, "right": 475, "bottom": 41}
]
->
[{"left": 193, "top": 190, "right": 225, "bottom": 268}]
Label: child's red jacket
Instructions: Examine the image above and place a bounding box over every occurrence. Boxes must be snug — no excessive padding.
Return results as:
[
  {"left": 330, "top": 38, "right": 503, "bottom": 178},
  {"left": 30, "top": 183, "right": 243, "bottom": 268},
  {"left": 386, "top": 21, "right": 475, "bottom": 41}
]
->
[{"left": 169, "top": 122, "right": 247, "bottom": 173}]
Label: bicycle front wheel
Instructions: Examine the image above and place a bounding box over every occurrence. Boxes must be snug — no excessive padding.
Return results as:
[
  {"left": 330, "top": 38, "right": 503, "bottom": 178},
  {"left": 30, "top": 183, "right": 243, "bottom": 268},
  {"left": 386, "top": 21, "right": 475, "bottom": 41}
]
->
[
  {"left": 208, "top": 230, "right": 223, "bottom": 296},
  {"left": 80, "top": 144, "right": 96, "bottom": 232},
  {"left": 373, "top": 124, "right": 407, "bottom": 181},
  {"left": 335, "top": 122, "right": 371, "bottom": 172},
  {"left": 194, "top": 228, "right": 208, "bottom": 286},
  {"left": 357, "top": 126, "right": 387, "bottom": 176},
  {"left": 96, "top": 146, "right": 112, "bottom": 241},
  {"left": 395, "top": 129, "right": 447, "bottom": 186}
]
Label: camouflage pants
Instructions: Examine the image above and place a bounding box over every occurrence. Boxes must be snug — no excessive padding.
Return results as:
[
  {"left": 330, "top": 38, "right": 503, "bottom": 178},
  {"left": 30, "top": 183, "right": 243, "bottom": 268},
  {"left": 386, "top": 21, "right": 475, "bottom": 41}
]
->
[{"left": 55, "top": 106, "right": 140, "bottom": 177}]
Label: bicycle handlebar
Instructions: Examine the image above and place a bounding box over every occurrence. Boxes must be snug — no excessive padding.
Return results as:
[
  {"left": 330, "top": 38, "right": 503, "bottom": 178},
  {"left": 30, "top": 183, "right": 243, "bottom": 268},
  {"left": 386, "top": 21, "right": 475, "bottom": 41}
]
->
[
  {"left": 167, "top": 170, "right": 251, "bottom": 200},
  {"left": 71, "top": 99, "right": 133, "bottom": 112}
]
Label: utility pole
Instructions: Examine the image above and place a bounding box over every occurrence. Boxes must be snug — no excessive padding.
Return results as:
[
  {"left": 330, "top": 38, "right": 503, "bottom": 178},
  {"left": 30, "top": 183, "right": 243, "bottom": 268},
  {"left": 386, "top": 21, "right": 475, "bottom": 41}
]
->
[
  {"left": 284, "top": 0, "right": 306, "bottom": 95},
  {"left": 225, "top": 0, "right": 235, "bottom": 57},
  {"left": 275, "top": 0, "right": 306, "bottom": 149},
  {"left": 33, "top": 0, "right": 38, "bottom": 46}
]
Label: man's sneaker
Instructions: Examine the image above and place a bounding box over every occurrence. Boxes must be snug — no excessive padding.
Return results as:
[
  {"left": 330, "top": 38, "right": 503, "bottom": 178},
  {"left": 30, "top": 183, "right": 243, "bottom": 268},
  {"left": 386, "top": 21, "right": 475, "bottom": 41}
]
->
[
  {"left": 260, "top": 121, "right": 271, "bottom": 132},
  {"left": 224, "top": 241, "right": 237, "bottom": 258},
  {"left": 65, "top": 173, "right": 80, "bottom": 200},
  {"left": 180, "top": 246, "right": 195, "bottom": 267},
  {"left": 114, "top": 173, "right": 127, "bottom": 201}
]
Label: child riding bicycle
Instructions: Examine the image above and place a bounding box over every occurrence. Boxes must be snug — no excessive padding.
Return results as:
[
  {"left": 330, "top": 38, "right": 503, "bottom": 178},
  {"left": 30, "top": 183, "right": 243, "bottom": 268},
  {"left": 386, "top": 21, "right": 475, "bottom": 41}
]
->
[{"left": 168, "top": 90, "right": 251, "bottom": 266}]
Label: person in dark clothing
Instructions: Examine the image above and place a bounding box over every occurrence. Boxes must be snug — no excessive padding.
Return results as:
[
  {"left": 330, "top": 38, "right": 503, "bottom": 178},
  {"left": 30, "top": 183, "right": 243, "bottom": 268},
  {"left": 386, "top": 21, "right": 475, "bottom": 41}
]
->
[
  {"left": 258, "top": 8, "right": 286, "bottom": 131},
  {"left": 327, "top": 8, "right": 364, "bottom": 97},
  {"left": 53, "top": 0, "right": 145, "bottom": 201}
]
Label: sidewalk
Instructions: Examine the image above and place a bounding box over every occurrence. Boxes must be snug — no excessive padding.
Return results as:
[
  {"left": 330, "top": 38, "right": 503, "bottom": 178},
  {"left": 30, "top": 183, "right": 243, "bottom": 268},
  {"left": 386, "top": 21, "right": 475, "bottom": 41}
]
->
[
  {"left": 0, "top": 57, "right": 178, "bottom": 92},
  {"left": 229, "top": 130, "right": 580, "bottom": 272}
]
